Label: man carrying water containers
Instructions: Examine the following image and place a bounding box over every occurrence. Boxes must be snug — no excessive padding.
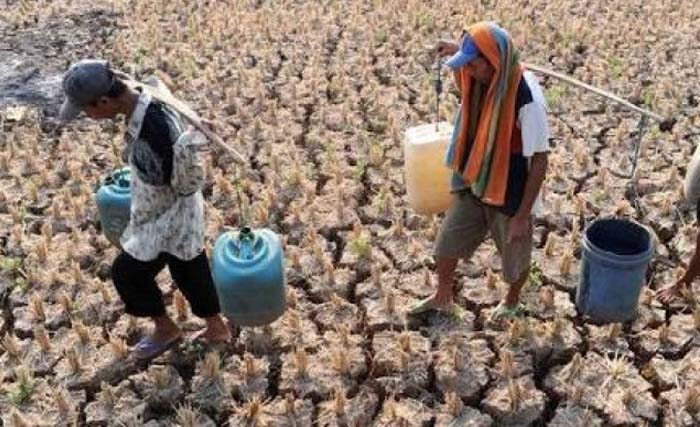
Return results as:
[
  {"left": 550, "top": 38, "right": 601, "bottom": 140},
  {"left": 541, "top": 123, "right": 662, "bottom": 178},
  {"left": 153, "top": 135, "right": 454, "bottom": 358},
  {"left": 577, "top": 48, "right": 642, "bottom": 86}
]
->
[
  {"left": 409, "top": 22, "right": 550, "bottom": 320},
  {"left": 59, "top": 60, "right": 231, "bottom": 360}
]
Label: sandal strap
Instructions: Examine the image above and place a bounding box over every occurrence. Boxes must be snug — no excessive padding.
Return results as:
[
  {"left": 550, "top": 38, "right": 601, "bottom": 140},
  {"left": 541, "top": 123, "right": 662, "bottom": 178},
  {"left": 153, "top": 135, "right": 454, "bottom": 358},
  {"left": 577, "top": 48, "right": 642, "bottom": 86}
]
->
[
  {"left": 447, "top": 304, "right": 469, "bottom": 321},
  {"left": 491, "top": 303, "right": 530, "bottom": 320},
  {"left": 408, "top": 297, "right": 440, "bottom": 315},
  {"left": 134, "top": 335, "right": 181, "bottom": 360}
]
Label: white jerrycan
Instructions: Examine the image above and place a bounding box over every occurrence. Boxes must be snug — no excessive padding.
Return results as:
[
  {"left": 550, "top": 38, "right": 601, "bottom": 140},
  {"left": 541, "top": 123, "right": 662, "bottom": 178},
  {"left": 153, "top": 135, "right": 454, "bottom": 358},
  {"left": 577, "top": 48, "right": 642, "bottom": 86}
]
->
[{"left": 403, "top": 122, "right": 455, "bottom": 215}]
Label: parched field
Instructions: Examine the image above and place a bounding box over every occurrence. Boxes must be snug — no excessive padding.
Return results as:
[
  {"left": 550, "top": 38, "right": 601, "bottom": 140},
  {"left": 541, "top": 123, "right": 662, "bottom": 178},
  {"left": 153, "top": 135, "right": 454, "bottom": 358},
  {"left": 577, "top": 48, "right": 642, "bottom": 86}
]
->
[{"left": 1, "top": 0, "right": 700, "bottom": 425}]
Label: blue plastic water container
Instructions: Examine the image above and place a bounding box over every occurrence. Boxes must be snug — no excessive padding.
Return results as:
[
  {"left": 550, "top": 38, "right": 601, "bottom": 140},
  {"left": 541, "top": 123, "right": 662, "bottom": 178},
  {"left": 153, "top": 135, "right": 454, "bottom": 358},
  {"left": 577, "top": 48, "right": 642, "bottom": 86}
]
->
[
  {"left": 576, "top": 218, "right": 655, "bottom": 323},
  {"left": 95, "top": 167, "right": 132, "bottom": 248},
  {"left": 212, "top": 227, "right": 286, "bottom": 327}
]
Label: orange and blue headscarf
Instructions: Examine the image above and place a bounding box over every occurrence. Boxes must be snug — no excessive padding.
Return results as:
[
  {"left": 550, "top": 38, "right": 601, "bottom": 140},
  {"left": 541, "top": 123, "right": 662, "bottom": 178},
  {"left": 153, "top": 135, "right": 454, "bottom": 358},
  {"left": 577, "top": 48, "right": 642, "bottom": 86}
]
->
[{"left": 444, "top": 22, "right": 524, "bottom": 206}]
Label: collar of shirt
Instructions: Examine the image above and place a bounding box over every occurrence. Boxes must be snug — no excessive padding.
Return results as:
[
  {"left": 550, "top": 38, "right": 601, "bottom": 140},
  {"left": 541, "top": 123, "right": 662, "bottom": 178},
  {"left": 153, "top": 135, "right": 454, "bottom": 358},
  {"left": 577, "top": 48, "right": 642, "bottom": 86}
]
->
[{"left": 125, "top": 91, "right": 153, "bottom": 144}]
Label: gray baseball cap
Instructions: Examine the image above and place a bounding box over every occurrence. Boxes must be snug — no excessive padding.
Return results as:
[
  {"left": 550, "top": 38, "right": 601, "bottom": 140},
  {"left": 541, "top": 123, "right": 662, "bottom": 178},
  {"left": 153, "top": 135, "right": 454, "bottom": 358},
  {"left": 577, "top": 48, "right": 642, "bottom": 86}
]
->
[{"left": 59, "top": 59, "right": 114, "bottom": 121}]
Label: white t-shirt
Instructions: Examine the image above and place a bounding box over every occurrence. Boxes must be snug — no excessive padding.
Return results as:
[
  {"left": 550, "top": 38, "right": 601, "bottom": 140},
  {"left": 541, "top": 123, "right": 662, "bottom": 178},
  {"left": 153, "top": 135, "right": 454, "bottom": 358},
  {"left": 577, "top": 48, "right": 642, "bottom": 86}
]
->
[
  {"left": 519, "top": 71, "right": 550, "bottom": 215},
  {"left": 520, "top": 71, "right": 550, "bottom": 157}
]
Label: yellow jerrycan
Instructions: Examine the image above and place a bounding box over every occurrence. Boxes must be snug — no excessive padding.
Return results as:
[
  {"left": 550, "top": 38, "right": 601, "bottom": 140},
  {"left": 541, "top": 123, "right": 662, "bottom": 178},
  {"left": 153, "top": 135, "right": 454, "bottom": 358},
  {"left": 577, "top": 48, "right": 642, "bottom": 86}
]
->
[
  {"left": 403, "top": 59, "right": 456, "bottom": 215},
  {"left": 403, "top": 122, "right": 455, "bottom": 215}
]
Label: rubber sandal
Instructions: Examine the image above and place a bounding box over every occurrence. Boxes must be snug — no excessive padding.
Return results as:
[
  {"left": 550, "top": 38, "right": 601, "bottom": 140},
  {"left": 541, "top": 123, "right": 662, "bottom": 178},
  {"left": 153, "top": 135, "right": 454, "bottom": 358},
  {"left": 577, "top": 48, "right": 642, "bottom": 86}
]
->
[
  {"left": 189, "top": 328, "right": 232, "bottom": 346},
  {"left": 133, "top": 334, "right": 182, "bottom": 361},
  {"left": 446, "top": 303, "right": 469, "bottom": 322},
  {"left": 488, "top": 302, "right": 531, "bottom": 322},
  {"left": 407, "top": 297, "right": 441, "bottom": 316}
]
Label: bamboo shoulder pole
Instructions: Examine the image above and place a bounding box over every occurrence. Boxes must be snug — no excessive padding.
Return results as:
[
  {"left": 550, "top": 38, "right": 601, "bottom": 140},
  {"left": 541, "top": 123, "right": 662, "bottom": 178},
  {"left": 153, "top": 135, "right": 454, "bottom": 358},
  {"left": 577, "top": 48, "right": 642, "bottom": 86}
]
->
[
  {"left": 118, "top": 74, "right": 248, "bottom": 165},
  {"left": 522, "top": 62, "right": 672, "bottom": 128}
]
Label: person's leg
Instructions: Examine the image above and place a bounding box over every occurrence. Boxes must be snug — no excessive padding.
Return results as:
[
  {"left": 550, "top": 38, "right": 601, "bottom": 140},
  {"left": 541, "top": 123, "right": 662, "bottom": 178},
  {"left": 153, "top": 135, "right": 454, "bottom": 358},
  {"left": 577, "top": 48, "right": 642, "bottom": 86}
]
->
[
  {"left": 488, "top": 210, "right": 533, "bottom": 308},
  {"left": 413, "top": 192, "right": 488, "bottom": 312},
  {"left": 167, "top": 251, "right": 231, "bottom": 343},
  {"left": 111, "top": 251, "right": 182, "bottom": 348},
  {"left": 504, "top": 267, "right": 529, "bottom": 306},
  {"left": 434, "top": 257, "right": 460, "bottom": 306}
]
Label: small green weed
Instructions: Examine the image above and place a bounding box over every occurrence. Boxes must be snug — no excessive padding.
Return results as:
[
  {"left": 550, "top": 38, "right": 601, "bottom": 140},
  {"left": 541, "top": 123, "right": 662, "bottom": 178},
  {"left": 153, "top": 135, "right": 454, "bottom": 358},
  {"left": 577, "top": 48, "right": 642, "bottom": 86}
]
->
[
  {"left": 9, "top": 376, "right": 35, "bottom": 406},
  {"left": 0, "top": 256, "right": 22, "bottom": 272},
  {"left": 609, "top": 56, "right": 623, "bottom": 78},
  {"left": 348, "top": 235, "right": 372, "bottom": 259},
  {"left": 529, "top": 263, "right": 545, "bottom": 288},
  {"left": 545, "top": 85, "right": 566, "bottom": 108}
]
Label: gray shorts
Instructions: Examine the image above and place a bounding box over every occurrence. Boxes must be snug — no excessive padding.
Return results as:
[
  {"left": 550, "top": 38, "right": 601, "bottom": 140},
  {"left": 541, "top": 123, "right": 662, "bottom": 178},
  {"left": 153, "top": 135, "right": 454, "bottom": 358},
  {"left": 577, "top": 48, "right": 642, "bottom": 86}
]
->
[{"left": 435, "top": 191, "right": 533, "bottom": 283}]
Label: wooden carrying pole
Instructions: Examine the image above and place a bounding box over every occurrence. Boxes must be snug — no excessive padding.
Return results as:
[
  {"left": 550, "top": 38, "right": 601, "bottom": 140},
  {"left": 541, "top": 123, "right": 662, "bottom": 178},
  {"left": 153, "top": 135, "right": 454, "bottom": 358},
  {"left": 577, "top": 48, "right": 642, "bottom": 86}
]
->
[
  {"left": 116, "top": 72, "right": 248, "bottom": 165},
  {"left": 522, "top": 62, "right": 668, "bottom": 125}
]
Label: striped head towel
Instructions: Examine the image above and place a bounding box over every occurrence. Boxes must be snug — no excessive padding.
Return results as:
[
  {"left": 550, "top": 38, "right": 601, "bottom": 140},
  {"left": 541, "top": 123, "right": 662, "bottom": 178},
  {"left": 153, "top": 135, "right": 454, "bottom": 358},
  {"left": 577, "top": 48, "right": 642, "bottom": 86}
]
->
[{"left": 447, "top": 22, "right": 524, "bottom": 206}]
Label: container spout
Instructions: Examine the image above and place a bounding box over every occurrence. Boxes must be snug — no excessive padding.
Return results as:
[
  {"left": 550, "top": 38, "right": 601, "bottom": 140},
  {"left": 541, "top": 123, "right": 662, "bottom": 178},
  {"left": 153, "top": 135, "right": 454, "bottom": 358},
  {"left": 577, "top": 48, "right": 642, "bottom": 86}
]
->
[
  {"left": 240, "top": 227, "right": 254, "bottom": 240},
  {"left": 238, "top": 227, "right": 256, "bottom": 259},
  {"left": 103, "top": 168, "right": 131, "bottom": 188}
]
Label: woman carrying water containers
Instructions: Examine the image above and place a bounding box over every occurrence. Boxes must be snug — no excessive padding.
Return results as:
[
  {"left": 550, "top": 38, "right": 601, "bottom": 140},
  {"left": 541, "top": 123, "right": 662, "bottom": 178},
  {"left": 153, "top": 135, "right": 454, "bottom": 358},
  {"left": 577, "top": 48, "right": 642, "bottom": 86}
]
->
[
  {"left": 409, "top": 22, "right": 550, "bottom": 321},
  {"left": 59, "top": 60, "right": 231, "bottom": 360}
]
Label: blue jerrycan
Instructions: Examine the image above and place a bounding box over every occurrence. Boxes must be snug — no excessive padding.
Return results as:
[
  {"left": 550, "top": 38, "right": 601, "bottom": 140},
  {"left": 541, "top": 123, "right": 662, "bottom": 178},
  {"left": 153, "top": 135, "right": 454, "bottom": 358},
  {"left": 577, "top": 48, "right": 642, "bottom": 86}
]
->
[
  {"left": 95, "top": 167, "right": 132, "bottom": 248},
  {"left": 212, "top": 227, "right": 287, "bottom": 327}
]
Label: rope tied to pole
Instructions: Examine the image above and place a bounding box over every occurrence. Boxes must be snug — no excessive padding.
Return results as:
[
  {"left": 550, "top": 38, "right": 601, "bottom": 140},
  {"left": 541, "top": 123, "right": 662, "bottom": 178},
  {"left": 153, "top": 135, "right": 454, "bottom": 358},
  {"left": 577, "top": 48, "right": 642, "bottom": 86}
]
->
[{"left": 432, "top": 57, "right": 443, "bottom": 131}]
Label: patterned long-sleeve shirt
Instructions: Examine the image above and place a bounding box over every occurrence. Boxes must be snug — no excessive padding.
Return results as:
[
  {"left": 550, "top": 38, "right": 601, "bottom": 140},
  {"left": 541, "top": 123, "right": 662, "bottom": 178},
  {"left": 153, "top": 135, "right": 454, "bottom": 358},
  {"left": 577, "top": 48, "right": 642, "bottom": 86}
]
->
[{"left": 119, "top": 87, "right": 208, "bottom": 262}]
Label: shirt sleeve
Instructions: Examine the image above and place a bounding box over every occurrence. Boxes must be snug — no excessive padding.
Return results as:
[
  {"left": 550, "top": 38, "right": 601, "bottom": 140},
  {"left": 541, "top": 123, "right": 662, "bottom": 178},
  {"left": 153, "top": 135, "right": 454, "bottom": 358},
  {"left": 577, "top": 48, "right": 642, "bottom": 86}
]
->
[
  {"left": 519, "top": 72, "right": 551, "bottom": 157},
  {"left": 171, "top": 130, "right": 209, "bottom": 196}
]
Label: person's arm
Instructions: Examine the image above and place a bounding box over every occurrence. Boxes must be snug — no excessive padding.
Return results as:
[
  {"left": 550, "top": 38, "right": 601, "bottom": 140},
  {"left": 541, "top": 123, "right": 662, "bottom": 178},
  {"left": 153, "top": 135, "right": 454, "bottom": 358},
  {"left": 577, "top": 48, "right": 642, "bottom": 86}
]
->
[
  {"left": 508, "top": 76, "right": 550, "bottom": 243},
  {"left": 517, "top": 153, "right": 548, "bottom": 218},
  {"left": 681, "top": 232, "right": 700, "bottom": 284},
  {"left": 658, "top": 229, "right": 700, "bottom": 303},
  {"left": 507, "top": 153, "right": 548, "bottom": 242},
  {"left": 171, "top": 129, "right": 208, "bottom": 196},
  {"left": 434, "top": 40, "right": 460, "bottom": 90}
]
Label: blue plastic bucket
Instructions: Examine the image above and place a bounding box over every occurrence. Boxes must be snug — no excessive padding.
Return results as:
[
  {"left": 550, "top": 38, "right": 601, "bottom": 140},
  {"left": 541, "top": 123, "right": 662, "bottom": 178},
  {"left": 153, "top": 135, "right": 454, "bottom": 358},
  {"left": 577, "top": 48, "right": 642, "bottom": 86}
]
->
[{"left": 576, "top": 218, "right": 655, "bottom": 323}]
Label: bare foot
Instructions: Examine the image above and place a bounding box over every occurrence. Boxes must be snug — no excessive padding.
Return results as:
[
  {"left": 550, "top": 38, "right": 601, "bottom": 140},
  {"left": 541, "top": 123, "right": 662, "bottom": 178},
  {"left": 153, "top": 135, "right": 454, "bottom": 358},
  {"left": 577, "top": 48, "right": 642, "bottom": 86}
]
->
[
  {"left": 192, "top": 315, "right": 232, "bottom": 344},
  {"left": 151, "top": 315, "right": 182, "bottom": 343},
  {"left": 430, "top": 292, "right": 454, "bottom": 310},
  {"left": 149, "top": 326, "right": 182, "bottom": 344},
  {"left": 408, "top": 293, "right": 453, "bottom": 315}
]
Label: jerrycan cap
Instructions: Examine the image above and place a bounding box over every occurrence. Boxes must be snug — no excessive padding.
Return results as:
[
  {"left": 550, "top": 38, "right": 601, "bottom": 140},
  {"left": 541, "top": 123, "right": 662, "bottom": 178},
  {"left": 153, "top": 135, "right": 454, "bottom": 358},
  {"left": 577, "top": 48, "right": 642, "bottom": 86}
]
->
[
  {"left": 106, "top": 168, "right": 131, "bottom": 188},
  {"left": 239, "top": 226, "right": 254, "bottom": 240},
  {"left": 236, "top": 227, "right": 262, "bottom": 261},
  {"left": 97, "top": 167, "right": 131, "bottom": 195}
]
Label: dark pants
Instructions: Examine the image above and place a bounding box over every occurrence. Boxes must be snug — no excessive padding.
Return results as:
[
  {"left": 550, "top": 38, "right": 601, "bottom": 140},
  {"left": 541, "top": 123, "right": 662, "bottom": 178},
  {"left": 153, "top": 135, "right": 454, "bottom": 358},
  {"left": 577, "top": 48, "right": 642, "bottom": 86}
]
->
[{"left": 112, "top": 250, "right": 220, "bottom": 318}]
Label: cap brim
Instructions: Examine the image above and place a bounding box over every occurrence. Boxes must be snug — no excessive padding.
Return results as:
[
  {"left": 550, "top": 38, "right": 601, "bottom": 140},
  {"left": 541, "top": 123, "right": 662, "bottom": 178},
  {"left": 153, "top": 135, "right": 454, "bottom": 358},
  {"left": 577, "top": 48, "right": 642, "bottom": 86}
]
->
[
  {"left": 58, "top": 99, "right": 82, "bottom": 122},
  {"left": 445, "top": 51, "right": 478, "bottom": 70}
]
